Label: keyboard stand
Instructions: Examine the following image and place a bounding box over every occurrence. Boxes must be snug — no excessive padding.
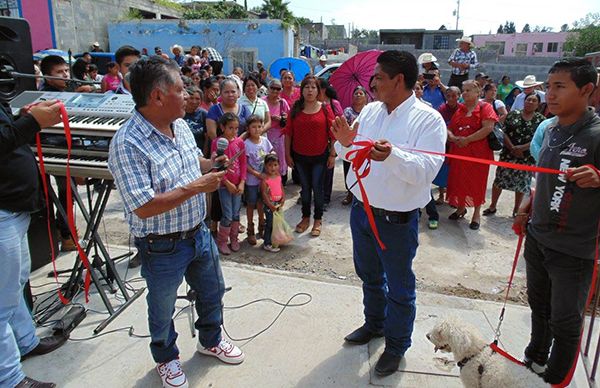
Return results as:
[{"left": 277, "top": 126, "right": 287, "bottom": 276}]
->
[{"left": 40, "top": 178, "right": 145, "bottom": 334}]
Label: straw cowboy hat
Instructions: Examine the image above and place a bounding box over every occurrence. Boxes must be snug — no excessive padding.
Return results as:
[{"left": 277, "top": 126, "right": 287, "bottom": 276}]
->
[
  {"left": 319, "top": 55, "right": 327, "bottom": 61},
  {"left": 170, "top": 44, "right": 183, "bottom": 54},
  {"left": 417, "top": 53, "right": 437, "bottom": 64},
  {"left": 515, "top": 75, "right": 544, "bottom": 88},
  {"left": 456, "top": 36, "right": 474, "bottom": 47}
]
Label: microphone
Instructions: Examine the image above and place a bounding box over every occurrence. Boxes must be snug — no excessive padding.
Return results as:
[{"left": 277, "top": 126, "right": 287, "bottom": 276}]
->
[{"left": 212, "top": 137, "right": 229, "bottom": 171}]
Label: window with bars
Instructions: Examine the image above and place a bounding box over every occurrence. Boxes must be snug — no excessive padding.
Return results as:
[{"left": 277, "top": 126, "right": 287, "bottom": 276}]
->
[
  {"left": 230, "top": 49, "right": 257, "bottom": 73},
  {"left": 0, "top": 0, "right": 18, "bottom": 16},
  {"left": 547, "top": 42, "right": 559, "bottom": 52},
  {"left": 433, "top": 35, "right": 450, "bottom": 49}
]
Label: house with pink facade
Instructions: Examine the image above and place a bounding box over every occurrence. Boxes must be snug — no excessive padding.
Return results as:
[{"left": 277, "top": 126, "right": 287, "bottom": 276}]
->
[{"left": 472, "top": 32, "right": 570, "bottom": 57}]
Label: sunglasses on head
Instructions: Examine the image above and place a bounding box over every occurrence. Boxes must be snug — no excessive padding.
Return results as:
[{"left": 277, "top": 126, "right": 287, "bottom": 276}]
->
[{"left": 270, "top": 86, "right": 282, "bottom": 91}]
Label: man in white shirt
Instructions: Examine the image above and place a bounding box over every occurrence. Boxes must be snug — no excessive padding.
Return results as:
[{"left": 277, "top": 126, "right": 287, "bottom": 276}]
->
[
  {"left": 511, "top": 75, "right": 546, "bottom": 111},
  {"left": 332, "top": 50, "right": 447, "bottom": 376}
]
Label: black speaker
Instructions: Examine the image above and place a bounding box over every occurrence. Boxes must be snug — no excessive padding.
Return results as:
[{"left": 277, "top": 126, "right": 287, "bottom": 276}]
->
[
  {"left": 28, "top": 208, "right": 58, "bottom": 272},
  {"left": 0, "top": 17, "right": 35, "bottom": 103}
]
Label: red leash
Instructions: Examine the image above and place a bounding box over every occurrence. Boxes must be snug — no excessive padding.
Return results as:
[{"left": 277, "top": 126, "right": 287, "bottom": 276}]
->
[{"left": 35, "top": 102, "right": 92, "bottom": 303}]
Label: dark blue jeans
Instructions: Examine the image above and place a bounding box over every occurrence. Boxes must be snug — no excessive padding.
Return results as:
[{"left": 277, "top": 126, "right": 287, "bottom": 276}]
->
[
  {"left": 264, "top": 206, "right": 274, "bottom": 246},
  {"left": 350, "top": 199, "right": 419, "bottom": 357},
  {"left": 524, "top": 232, "right": 594, "bottom": 384},
  {"left": 294, "top": 152, "right": 327, "bottom": 220},
  {"left": 135, "top": 223, "right": 225, "bottom": 363}
]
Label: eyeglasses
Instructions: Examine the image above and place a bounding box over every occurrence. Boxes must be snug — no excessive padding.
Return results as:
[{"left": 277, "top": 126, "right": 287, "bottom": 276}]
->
[{"left": 270, "top": 87, "right": 282, "bottom": 91}]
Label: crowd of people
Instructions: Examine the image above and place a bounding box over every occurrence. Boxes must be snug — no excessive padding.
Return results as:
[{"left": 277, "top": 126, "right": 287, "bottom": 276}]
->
[{"left": 2, "top": 35, "right": 599, "bottom": 388}]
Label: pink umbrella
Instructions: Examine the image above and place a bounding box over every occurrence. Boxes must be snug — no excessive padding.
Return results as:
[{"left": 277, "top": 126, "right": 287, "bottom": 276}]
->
[{"left": 330, "top": 50, "right": 382, "bottom": 109}]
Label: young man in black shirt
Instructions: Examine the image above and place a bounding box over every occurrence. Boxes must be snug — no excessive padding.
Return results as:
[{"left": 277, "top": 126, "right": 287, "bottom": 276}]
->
[{"left": 514, "top": 58, "right": 600, "bottom": 384}]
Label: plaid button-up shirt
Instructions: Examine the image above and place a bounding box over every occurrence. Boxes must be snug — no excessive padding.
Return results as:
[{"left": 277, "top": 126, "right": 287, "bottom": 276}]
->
[
  {"left": 108, "top": 110, "right": 206, "bottom": 237},
  {"left": 447, "top": 48, "right": 479, "bottom": 76}
]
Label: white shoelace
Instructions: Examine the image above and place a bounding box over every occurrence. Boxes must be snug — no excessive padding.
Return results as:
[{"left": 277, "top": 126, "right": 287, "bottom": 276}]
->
[
  {"left": 160, "top": 359, "right": 183, "bottom": 378},
  {"left": 219, "top": 339, "right": 234, "bottom": 353}
]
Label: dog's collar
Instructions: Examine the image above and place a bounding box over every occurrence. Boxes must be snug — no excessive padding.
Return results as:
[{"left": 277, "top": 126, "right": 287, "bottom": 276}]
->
[
  {"left": 458, "top": 355, "right": 485, "bottom": 376},
  {"left": 457, "top": 355, "right": 475, "bottom": 369}
]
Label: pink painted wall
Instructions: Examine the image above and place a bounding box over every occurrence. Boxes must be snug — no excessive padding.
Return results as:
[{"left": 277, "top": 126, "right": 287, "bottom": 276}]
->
[
  {"left": 21, "top": 0, "right": 54, "bottom": 52},
  {"left": 472, "top": 32, "right": 570, "bottom": 57}
]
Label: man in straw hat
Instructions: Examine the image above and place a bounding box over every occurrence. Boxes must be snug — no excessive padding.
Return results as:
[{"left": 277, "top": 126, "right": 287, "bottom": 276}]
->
[
  {"left": 315, "top": 55, "right": 328, "bottom": 74},
  {"left": 511, "top": 74, "right": 546, "bottom": 111},
  {"left": 447, "top": 36, "right": 478, "bottom": 89},
  {"left": 171, "top": 44, "right": 185, "bottom": 67}
]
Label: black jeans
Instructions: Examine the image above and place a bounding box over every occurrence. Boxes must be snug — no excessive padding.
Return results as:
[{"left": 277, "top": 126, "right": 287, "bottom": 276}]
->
[
  {"left": 424, "top": 191, "right": 439, "bottom": 221},
  {"left": 294, "top": 152, "right": 327, "bottom": 220},
  {"left": 524, "top": 232, "right": 594, "bottom": 384},
  {"left": 55, "top": 176, "right": 74, "bottom": 239}
]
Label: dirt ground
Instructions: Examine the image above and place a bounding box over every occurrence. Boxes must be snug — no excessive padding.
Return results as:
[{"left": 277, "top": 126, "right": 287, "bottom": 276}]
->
[{"left": 91, "top": 158, "right": 529, "bottom": 306}]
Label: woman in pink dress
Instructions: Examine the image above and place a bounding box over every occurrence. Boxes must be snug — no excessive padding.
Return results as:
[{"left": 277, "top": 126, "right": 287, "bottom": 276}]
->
[
  {"left": 280, "top": 71, "right": 301, "bottom": 108},
  {"left": 264, "top": 79, "right": 291, "bottom": 183}
]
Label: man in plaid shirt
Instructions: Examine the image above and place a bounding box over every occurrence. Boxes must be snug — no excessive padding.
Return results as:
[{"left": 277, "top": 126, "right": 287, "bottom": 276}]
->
[
  {"left": 108, "top": 56, "right": 244, "bottom": 388},
  {"left": 447, "top": 36, "right": 479, "bottom": 89}
]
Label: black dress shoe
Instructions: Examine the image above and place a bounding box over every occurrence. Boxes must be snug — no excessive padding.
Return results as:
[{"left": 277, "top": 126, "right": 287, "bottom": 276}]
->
[
  {"left": 375, "top": 351, "right": 402, "bottom": 377},
  {"left": 344, "top": 325, "right": 384, "bottom": 345},
  {"left": 21, "top": 333, "right": 67, "bottom": 361},
  {"left": 469, "top": 221, "right": 480, "bottom": 230},
  {"left": 15, "top": 377, "right": 56, "bottom": 388}
]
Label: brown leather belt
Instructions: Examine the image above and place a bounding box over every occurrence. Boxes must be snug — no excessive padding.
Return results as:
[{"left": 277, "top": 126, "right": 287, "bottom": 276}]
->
[{"left": 146, "top": 223, "right": 202, "bottom": 241}]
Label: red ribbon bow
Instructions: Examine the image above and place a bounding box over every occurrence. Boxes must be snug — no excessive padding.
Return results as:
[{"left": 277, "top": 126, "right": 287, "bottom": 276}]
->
[{"left": 346, "top": 139, "right": 386, "bottom": 250}]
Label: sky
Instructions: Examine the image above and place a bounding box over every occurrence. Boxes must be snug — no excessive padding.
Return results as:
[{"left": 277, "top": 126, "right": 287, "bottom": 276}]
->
[{"left": 244, "top": 0, "right": 598, "bottom": 35}]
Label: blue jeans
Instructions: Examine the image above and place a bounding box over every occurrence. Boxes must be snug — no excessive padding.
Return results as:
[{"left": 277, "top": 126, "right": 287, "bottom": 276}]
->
[
  {"left": 135, "top": 224, "right": 225, "bottom": 363},
  {"left": 350, "top": 200, "right": 419, "bottom": 357},
  {"left": 218, "top": 188, "right": 241, "bottom": 227},
  {"left": 294, "top": 153, "right": 327, "bottom": 220},
  {"left": 524, "top": 232, "right": 594, "bottom": 384},
  {"left": 0, "top": 210, "right": 39, "bottom": 387}
]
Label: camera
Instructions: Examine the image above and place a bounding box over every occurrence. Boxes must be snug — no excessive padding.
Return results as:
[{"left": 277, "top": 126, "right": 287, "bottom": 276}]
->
[
  {"left": 423, "top": 73, "right": 435, "bottom": 80},
  {"left": 279, "top": 116, "right": 287, "bottom": 128}
]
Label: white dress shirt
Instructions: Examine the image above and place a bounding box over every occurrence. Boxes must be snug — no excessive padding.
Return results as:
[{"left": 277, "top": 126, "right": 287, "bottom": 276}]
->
[
  {"left": 510, "top": 90, "right": 546, "bottom": 111},
  {"left": 335, "top": 93, "right": 447, "bottom": 212}
]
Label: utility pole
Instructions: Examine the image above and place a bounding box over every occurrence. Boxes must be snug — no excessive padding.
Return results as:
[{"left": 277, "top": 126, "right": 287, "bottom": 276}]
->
[{"left": 455, "top": 0, "right": 460, "bottom": 30}]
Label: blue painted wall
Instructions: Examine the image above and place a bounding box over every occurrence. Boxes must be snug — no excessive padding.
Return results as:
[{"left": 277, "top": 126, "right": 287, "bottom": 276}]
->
[{"left": 108, "top": 19, "right": 293, "bottom": 75}]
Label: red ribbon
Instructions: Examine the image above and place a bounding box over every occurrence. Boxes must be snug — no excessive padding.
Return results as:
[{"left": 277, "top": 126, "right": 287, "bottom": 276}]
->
[
  {"left": 35, "top": 102, "right": 92, "bottom": 303},
  {"left": 346, "top": 139, "right": 386, "bottom": 250}
]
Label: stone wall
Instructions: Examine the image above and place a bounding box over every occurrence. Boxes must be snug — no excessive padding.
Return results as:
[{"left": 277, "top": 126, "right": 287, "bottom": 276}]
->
[{"left": 51, "top": 0, "right": 182, "bottom": 53}]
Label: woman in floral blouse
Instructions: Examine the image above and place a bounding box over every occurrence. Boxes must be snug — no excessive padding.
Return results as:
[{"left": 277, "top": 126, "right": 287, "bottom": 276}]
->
[{"left": 483, "top": 93, "right": 545, "bottom": 217}]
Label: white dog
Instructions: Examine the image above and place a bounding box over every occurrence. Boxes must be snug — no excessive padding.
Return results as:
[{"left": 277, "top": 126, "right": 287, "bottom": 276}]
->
[{"left": 426, "top": 318, "right": 548, "bottom": 388}]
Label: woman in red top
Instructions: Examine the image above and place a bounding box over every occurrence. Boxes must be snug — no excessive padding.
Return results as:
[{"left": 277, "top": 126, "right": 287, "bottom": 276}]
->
[
  {"left": 446, "top": 80, "right": 498, "bottom": 230},
  {"left": 284, "top": 75, "right": 335, "bottom": 237}
]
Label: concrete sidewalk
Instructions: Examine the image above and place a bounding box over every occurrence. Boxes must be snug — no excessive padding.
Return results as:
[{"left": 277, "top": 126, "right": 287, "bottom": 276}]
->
[{"left": 23, "top": 247, "right": 588, "bottom": 387}]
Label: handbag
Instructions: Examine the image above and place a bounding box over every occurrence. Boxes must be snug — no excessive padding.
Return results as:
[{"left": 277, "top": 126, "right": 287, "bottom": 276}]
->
[
  {"left": 481, "top": 101, "right": 504, "bottom": 151},
  {"left": 278, "top": 99, "right": 287, "bottom": 128}
]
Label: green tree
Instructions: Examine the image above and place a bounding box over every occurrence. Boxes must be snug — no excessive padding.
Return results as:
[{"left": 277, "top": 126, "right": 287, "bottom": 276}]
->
[
  {"left": 503, "top": 21, "right": 516, "bottom": 34},
  {"left": 560, "top": 23, "right": 569, "bottom": 32},
  {"left": 497, "top": 24, "right": 503, "bottom": 34},
  {"left": 183, "top": 2, "right": 247, "bottom": 19},
  {"left": 572, "top": 12, "right": 600, "bottom": 29},
  {"left": 522, "top": 23, "right": 531, "bottom": 33},
  {"left": 564, "top": 25, "right": 600, "bottom": 56},
  {"left": 258, "top": 0, "right": 295, "bottom": 25}
]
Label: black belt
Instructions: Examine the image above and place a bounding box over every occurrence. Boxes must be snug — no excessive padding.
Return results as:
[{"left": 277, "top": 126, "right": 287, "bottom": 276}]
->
[
  {"left": 356, "top": 200, "right": 416, "bottom": 224},
  {"left": 146, "top": 223, "right": 202, "bottom": 242}
]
